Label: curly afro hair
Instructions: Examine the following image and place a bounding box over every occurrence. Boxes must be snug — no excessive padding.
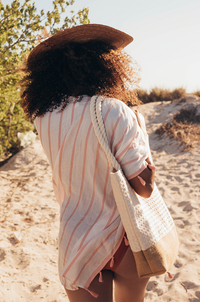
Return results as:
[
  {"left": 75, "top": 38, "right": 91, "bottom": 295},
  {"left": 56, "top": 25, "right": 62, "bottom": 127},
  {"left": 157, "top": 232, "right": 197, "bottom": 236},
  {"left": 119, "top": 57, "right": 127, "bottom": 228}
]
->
[{"left": 20, "top": 40, "right": 140, "bottom": 119}]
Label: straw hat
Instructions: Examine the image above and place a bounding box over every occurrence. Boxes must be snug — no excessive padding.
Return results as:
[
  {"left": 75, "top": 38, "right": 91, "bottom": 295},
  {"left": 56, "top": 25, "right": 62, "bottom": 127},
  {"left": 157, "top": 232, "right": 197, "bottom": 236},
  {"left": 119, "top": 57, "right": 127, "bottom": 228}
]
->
[{"left": 28, "top": 23, "right": 133, "bottom": 62}]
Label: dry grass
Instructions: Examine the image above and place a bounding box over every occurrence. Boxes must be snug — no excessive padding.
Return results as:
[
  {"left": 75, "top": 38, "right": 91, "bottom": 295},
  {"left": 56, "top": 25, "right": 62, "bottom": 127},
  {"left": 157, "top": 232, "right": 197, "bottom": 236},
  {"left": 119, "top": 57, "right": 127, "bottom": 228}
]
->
[
  {"left": 155, "top": 106, "right": 200, "bottom": 150},
  {"left": 135, "top": 87, "right": 186, "bottom": 104},
  {"left": 193, "top": 90, "right": 200, "bottom": 97}
]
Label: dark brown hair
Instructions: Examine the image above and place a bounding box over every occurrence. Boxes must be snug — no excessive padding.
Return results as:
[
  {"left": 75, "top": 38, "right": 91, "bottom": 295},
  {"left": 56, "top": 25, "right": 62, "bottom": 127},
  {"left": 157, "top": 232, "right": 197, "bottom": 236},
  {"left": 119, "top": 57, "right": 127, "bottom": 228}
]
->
[{"left": 20, "top": 40, "right": 140, "bottom": 119}]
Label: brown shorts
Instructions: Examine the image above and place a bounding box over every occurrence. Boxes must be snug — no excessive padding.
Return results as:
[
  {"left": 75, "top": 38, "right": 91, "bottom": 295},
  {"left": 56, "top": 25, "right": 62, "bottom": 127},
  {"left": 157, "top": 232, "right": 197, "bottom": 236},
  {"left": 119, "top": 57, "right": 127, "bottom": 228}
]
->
[{"left": 103, "top": 235, "right": 129, "bottom": 272}]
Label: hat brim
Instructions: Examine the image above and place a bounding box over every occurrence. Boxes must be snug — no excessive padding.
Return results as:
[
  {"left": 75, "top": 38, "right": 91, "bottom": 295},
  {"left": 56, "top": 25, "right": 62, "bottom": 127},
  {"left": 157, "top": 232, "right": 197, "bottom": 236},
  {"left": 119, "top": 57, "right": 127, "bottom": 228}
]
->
[{"left": 28, "top": 23, "right": 133, "bottom": 61}]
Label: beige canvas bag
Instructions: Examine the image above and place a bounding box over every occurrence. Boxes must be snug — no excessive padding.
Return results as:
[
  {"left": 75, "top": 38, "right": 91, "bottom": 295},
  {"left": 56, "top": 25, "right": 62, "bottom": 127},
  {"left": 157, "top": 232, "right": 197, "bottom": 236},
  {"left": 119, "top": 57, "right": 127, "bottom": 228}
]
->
[{"left": 90, "top": 95, "right": 179, "bottom": 278}]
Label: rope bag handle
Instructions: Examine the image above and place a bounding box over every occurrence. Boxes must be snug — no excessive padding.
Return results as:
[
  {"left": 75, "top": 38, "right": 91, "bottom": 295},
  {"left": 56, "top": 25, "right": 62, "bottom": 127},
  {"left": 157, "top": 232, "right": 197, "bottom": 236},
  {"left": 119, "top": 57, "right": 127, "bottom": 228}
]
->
[{"left": 90, "top": 95, "right": 120, "bottom": 171}]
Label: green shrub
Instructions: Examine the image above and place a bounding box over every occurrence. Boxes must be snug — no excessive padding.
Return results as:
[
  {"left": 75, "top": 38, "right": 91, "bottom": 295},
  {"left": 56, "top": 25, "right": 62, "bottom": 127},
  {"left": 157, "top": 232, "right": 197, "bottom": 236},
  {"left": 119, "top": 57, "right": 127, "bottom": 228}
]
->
[
  {"left": 0, "top": 0, "right": 90, "bottom": 162},
  {"left": 0, "top": 92, "right": 34, "bottom": 160}
]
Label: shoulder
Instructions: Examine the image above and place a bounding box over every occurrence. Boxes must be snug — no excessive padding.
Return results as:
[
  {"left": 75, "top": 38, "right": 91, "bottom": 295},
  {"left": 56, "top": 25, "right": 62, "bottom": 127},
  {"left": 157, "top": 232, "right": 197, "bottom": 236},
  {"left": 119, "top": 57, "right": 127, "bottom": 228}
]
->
[{"left": 101, "top": 97, "right": 137, "bottom": 124}]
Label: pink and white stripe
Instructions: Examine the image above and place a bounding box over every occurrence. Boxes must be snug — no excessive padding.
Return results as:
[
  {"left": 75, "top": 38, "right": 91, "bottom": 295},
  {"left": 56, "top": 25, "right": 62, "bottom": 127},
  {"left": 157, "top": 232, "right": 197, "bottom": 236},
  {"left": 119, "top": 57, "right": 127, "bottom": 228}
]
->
[{"left": 34, "top": 96, "right": 149, "bottom": 292}]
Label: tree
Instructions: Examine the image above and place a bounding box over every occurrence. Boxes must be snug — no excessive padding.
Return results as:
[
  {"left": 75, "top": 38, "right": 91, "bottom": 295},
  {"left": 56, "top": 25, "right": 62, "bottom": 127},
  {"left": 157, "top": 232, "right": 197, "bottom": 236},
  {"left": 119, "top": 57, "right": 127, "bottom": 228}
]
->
[{"left": 0, "top": 0, "right": 90, "bottom": 160}]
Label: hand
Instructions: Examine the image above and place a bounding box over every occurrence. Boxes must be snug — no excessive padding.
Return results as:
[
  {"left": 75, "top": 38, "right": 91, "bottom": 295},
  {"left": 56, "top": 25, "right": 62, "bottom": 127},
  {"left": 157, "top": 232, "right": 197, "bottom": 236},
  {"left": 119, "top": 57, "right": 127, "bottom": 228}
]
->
[
  {"left": 138, "top": 158, "right": 155, "bottom": 186},
  {"left": 128, "top": 157, "right": 155, "bottom": 198}
]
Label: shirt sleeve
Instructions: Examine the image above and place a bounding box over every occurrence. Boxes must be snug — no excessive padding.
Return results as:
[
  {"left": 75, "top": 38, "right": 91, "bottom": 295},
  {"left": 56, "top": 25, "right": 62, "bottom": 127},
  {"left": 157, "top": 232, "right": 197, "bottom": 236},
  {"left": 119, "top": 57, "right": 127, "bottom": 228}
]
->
[{"left": 102, "top": 98, "right": 149, "bottom": 180}]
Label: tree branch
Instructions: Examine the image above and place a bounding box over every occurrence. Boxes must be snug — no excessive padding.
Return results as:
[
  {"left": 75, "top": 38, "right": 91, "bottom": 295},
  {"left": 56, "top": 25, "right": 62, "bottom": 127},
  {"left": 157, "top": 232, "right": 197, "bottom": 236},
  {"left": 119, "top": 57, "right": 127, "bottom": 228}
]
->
[
  {"left": 0, "top": 9, "right": 18, "bottom": 24},
  {"left": 4, "top": 28, "right": 36, "bottom": 51}
]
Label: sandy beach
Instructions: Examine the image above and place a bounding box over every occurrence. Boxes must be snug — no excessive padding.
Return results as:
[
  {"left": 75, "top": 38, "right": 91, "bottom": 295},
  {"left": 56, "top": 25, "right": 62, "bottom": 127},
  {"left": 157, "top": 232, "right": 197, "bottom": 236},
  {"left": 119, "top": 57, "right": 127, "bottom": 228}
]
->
[{"left": 0, "top": 97, "right": 200, "bottom": 302}]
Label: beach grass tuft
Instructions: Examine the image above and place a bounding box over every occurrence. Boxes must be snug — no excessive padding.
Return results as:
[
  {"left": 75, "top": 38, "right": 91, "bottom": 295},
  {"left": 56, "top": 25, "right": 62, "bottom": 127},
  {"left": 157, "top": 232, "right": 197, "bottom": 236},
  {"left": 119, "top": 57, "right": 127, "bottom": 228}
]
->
[
  {"left": 135, "top": 87, "right": 186, "bottom": 104},
  {"left": 155, "top": 106, "right": 200, "bottom": 150}
]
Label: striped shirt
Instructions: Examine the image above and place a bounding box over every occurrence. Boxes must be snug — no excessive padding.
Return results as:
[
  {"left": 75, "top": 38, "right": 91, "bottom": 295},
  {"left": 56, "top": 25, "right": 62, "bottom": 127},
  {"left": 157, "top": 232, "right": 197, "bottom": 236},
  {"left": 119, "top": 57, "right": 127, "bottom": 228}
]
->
[{"left": 34, "top": 95, "right": 149, "bottom": 291}]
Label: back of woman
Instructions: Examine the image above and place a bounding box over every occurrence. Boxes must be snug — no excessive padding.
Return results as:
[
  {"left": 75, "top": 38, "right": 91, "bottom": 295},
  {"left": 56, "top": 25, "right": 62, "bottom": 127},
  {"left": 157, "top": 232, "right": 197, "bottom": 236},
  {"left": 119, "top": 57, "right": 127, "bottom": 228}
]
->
[
  {"left": 20, "top": 24, "right": 155, "bottom": 302},
  {"left": 34, "top": 94, "right": 148, "bottom": 292}
]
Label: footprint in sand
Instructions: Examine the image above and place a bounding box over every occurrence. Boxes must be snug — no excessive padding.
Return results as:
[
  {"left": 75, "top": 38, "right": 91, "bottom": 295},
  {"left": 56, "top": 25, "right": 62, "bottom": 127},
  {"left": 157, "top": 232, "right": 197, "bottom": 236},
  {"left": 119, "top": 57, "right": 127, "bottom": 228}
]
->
[
  {"left": 174, "top": 258, "right": 184, "bottom": 268},
  {"left": 0, "top": 247, "right": 6, "bottom": 261},
  {"left": 178, "top": 201, "right": 198, "bottom": 211},
  {"left": 11, "top": 248, "right": 31, "bottom": 269},
  {"left": 146, "top": 280, "right": 158, "bottom": 291},
  {"left": 174, "top": 176, "right": 183, "bottom": 182},
  {"left": 170, "top": 186, "right": 180, "bottom": 192},
  {"left": 195, "top": 291, "right": 200, "bottom": 299},
  {"left": 146, "top": 281, "right": 165, "bottom": 297},
  {"left": 29, "top": 284, "right": 42, "bottom": 292}
]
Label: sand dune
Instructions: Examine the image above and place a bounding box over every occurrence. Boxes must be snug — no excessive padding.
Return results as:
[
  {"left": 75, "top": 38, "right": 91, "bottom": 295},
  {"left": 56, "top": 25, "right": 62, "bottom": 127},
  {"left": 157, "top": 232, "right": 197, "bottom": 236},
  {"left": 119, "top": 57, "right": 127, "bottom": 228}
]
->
[{"left": 0, "top": 97, "right": 200, "bottom": 301}]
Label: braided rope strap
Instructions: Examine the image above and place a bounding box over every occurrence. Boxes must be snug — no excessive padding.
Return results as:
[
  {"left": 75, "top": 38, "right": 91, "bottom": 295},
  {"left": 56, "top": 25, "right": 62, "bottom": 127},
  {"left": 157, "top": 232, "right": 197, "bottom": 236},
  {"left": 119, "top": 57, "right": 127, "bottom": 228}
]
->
[
  {"left": 90, "top": 95, "right": 120, "bottom": 171},
  {"left": 90, "top": 95, "right": 142, "bottom": 246}
]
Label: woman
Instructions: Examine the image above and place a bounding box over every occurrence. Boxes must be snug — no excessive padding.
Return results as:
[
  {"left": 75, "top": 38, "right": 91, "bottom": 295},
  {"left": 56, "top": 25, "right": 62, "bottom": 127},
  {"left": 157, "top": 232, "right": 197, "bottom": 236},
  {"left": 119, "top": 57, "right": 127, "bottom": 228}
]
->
[{"left": 20, "top": 24, "right": 154, "bottom": 302}]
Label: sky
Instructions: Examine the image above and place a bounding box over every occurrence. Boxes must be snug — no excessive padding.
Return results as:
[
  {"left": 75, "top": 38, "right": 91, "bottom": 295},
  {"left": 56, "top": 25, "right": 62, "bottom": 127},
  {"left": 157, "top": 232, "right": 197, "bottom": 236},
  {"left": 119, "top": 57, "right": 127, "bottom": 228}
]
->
[{"left": 3, "top": 0, "right": 200, "bottom": 92}]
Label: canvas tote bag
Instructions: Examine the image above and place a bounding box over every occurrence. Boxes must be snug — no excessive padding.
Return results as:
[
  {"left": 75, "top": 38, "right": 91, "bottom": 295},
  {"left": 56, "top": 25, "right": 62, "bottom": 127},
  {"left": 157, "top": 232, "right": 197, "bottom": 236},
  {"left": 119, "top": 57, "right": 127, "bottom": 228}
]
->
[{"left": 90, "top": 95, "right": 179, "bottom": 278}]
